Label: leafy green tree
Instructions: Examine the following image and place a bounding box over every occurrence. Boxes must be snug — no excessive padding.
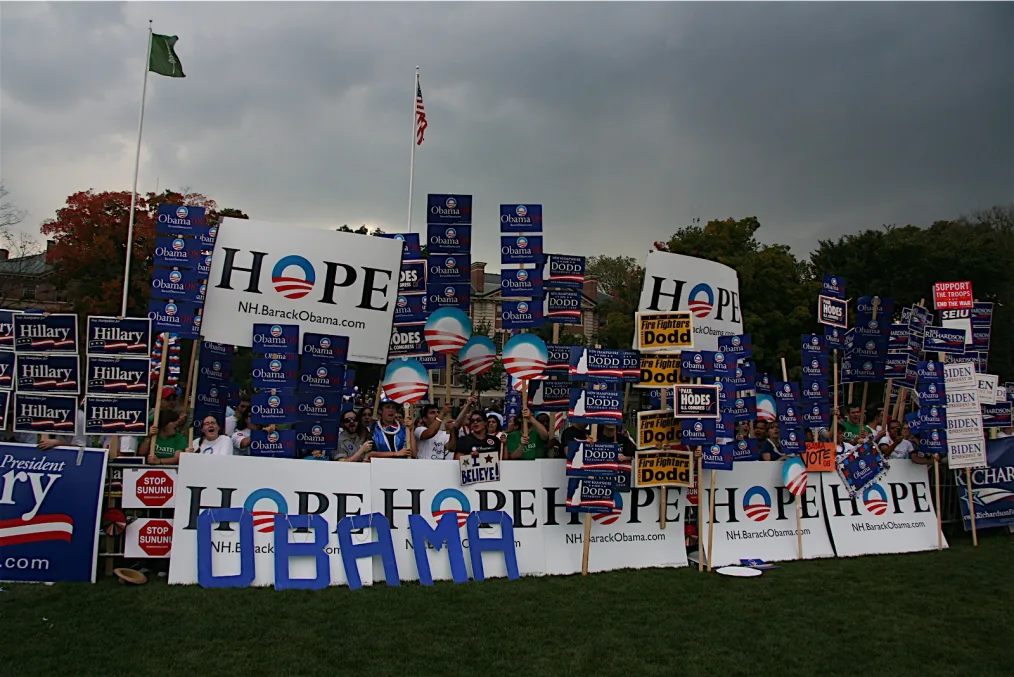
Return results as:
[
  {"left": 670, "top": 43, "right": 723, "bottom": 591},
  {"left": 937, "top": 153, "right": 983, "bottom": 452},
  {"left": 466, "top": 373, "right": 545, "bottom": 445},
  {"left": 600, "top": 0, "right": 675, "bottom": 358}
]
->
[{"left": 587, "top": 255, "right": 638, "bottom": 294}]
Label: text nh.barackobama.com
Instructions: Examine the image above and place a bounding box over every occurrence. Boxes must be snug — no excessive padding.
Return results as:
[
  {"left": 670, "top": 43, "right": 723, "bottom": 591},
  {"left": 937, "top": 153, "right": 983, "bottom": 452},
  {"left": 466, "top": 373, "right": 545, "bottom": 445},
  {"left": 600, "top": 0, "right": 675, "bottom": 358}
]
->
[{"left": 237, "top": 302, "right": 367, "bottom": 330}]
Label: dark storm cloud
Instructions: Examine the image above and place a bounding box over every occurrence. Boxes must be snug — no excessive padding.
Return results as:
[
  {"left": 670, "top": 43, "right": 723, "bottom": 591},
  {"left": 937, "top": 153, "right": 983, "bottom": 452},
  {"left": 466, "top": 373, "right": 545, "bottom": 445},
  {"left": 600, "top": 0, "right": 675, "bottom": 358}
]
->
[{"left": 2, "top": 2, "right": 1010, "bottom": 267}]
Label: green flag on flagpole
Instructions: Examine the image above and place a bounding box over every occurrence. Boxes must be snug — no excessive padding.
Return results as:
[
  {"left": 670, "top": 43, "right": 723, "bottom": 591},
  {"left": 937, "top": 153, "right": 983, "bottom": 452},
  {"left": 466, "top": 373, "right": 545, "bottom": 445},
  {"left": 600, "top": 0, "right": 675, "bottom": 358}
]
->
[{"left": 149, "top": 33, "right": 186, "bottom": 78}]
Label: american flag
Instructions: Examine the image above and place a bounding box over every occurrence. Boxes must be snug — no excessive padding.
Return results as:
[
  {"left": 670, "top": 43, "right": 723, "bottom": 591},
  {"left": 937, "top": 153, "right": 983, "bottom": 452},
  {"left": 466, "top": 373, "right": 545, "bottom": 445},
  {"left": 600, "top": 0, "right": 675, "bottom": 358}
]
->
[{"left": 415, "top": 79, "right": 428, "bottom": 145}]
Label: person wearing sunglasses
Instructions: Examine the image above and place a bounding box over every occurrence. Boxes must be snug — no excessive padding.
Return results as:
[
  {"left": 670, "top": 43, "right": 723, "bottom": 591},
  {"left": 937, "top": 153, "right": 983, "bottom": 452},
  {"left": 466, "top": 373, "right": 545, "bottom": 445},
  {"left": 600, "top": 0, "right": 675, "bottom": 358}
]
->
[
  {"left": 335, "top": 409, "right": 372, "bottom": 461},
  {"left": 454, "top": 412, "right": 501, "bottom": 460}
]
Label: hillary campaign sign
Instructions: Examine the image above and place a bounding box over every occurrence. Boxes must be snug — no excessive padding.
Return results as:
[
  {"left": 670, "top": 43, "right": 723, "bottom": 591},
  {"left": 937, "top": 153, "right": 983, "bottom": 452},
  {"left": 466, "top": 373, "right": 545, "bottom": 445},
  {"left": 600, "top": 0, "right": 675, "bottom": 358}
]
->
[
  {"left": 84, "top": 396, "right": 148, "bottom": 435},
  {"left": 13, "top": 313, "right": 77, "bottom": 353},
  {"left": 0, "top": 445, "right": 108, "bottom": 583},
  {"left": 85, "top": 356, "right": 149, "bottom": 396},
  {"left": 86, "top": 316, "right": 151, "bottom": 356},
  {"left": 13, "top": 394, "right": 77, "bottom": 435},
  {"left": 201, "top": 218, "right": 403, "bottom": 364},
  {"left": 638, "top": 252, "right": 742, "bottom": 350},
  {"left": 15, "top": 354, "right": 79, "bottom": 393}
]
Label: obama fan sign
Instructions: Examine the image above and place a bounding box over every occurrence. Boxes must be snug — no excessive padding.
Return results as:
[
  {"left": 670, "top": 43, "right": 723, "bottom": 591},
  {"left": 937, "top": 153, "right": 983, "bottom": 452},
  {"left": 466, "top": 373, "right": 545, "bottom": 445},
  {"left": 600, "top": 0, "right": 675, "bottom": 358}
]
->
[
  {"left": 202, "top": 219, "right": 403, "bottom": 364},
  {"left": 637, "top": 252, "right": 743, "bottom": 351}
]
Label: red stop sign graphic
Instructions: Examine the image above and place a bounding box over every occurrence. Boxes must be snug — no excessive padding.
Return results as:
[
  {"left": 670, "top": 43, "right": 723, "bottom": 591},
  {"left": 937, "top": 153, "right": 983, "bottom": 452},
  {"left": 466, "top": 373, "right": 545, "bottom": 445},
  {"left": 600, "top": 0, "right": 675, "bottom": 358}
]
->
[
  {"left": 137, "top": 519, "right": 173, "bottom": 557},
  {"left": 136, "top": 470, "right": 174, "bottom": 507}
]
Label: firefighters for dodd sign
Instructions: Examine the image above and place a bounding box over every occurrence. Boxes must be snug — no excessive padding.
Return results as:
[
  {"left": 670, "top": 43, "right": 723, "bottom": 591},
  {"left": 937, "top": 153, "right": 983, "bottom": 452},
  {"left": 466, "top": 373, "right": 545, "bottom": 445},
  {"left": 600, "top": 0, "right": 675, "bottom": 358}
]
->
[
  {"left": 637, "top": 252, "right": 743, "bottom": 351},
  {"left": 202, "top": 218, "right": 403, "bottom": 364},
  {"left": 636, "top": 312, "right": 693, "bottom": 352}
]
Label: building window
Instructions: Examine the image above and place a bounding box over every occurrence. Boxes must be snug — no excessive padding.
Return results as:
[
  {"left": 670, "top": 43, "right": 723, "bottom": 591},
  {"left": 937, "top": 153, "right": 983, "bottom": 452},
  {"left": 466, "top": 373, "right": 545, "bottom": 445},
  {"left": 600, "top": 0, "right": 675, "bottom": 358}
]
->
[{"left": 21, "top": 284, "right": 36, "bottom": 300}]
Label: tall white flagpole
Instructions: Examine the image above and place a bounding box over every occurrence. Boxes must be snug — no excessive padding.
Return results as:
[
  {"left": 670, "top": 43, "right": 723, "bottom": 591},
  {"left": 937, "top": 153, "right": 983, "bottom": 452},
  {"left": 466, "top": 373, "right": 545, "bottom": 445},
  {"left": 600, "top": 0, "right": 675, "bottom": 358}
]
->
[
  {"left": 406, "top": 66, "right": 419, "bottom": 233},
  {"left": 121, "top": 20, "right": 153, "bottom": 317}
]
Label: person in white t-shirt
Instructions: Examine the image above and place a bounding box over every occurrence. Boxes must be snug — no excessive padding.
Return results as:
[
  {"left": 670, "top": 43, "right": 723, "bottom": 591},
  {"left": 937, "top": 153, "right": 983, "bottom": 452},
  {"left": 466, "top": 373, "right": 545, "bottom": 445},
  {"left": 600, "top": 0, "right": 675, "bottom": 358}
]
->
[
  {"left": 224, "top": 396, "right": 251, "bottom": 437},
  {"left": 879, "top": 420, "right": 916, "bottom": 459},
  {"left": 415, "top": 403, "right": 456, "bottom": 460},
  {"left": 191, "top": 415, "right": 233, "bottom": 455}
]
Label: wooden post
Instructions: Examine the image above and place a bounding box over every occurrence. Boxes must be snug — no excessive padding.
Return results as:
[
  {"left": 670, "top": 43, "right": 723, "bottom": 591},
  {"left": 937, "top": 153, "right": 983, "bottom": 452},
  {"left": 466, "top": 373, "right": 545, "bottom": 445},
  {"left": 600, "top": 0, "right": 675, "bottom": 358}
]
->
[
  {"left": 779, "top": 356, "right": 803, "bottom": 560},
  {"left": 406, "top": 403, "right": 415, "bottom": 457},
  {"left": 184, "top": 340, "right": 201, "bottom": 447},
  {"left": 935, "top": 456, "right": 943, "bottom": 550},
  {"left": 372, "top": 380, "right": 383, "bottom": 418},
  {"left": 832, "top": 349, "right": 839, "bottom": 448},
  {"left": 697, "top": 451, "right": 704, "bottom": 572},
  {"left": 967, "top": 467, "right": 979, "bottom": 546},
  {"left": 148, "top": 332, "right": 170, "bottom": 457},
  {"left": 659, "top": 387, "right": 668, "bottom": 530},
  {"left": 549, "top": 323, "right": 560, "bottom": 436},
  {"left": 582, "top": 420, "right": 599, "bottom": 576},
  {"left": 859, "top": 384, "right": 869, "bottom": 431},
  {"left": 706, "top": 468, "right": 716, "bottom": 571},
  {"left": 445, "top": 353, "right": 452, "bottom": 409}
]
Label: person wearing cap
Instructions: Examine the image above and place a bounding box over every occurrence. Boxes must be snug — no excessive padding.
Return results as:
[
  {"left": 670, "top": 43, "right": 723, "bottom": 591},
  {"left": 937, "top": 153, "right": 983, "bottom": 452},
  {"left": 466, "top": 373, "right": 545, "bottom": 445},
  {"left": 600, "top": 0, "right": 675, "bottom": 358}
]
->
[{"left": 370, "top": 400, "right": 412, "bottom": 458}]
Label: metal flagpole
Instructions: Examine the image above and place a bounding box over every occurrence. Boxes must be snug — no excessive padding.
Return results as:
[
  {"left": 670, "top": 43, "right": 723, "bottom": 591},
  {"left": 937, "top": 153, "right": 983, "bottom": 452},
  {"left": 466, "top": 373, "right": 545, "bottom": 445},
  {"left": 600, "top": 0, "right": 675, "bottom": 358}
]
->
[
  {"left": 406, "top": 67, "right": 419, "bottom": 233},
  {"left": 121, "top": 21, "right": 154, "bottom": 317}
]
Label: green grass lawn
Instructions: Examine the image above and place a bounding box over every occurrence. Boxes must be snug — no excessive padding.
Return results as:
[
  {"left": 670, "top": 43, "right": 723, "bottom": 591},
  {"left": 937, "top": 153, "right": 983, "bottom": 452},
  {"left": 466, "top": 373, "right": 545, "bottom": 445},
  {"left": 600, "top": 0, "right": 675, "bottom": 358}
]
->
[{"left": 3, "top": 536, "right": 1013, "bottom": 676}]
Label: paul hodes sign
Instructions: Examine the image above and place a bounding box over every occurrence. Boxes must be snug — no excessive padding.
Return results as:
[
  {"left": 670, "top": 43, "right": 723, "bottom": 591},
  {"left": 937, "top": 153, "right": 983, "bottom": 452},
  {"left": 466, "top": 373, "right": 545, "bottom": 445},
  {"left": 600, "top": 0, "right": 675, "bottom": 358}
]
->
[
  {"left": 637, "top": 252, "right": 742, "bottom": 351},
  {"left": 202, "top": 218, "right": 403, "bottom": 364}
]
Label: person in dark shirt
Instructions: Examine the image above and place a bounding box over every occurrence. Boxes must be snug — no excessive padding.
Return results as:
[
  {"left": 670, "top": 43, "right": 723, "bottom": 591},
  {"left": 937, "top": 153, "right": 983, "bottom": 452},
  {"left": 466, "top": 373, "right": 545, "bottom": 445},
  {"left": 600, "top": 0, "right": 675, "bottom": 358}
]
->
[
  {"left": 454, "top": 412, "right": 502, "bottom": 460},
  {"left": 558, "top": 422, "right": 589, "bottom": 458},
  {"left": 598, "top": 424, "right": 636, "bottom": 462}
]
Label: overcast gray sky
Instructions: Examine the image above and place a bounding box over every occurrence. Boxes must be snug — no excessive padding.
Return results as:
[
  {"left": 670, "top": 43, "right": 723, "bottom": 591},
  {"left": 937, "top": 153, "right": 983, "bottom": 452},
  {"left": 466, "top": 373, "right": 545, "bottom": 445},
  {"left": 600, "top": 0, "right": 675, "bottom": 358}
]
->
[{"left": 2, "top": 2, "right": 1011, "bottom": 268}]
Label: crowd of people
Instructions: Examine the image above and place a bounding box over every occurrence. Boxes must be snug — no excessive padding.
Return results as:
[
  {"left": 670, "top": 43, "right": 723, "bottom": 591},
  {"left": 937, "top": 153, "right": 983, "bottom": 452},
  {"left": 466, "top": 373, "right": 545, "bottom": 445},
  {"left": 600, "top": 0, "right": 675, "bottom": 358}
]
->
[{"left": 14, "top": 385, "right": 1011, "bottom": 466}]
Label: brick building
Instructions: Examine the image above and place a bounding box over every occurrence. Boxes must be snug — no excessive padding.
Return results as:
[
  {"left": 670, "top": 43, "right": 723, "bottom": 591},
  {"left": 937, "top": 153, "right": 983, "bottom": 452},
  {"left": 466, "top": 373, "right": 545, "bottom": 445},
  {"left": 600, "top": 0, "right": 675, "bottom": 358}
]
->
[{"left": 0, "top": 241, "right": 71, "bottom": 312}]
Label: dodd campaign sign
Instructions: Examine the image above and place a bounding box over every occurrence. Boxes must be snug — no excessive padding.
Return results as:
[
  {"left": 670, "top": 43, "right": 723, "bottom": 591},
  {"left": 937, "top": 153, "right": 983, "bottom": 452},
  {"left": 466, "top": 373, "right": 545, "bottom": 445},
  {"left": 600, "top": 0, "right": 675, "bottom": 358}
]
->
[
  {"left": 201, "top": 218, "right": 403, "bottom": 364},
  {"left": 0, "top": 445, "right": 108, "bottom": 583},
  {"left": 637, "top": 252, "right": 743, "bottom": 351}
]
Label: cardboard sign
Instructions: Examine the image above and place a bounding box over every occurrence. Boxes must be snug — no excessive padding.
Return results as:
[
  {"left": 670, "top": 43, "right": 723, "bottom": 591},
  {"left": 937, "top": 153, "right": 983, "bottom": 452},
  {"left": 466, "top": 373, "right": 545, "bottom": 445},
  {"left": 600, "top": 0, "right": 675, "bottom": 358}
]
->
[
  {"left": 636, "top": 410, "right": 680, "bottom": 449},
  {"left": 818, "top": 295, "right": 848, "bottom": 328},
  {"left": 635, "top": 312, "right": 694, "bottom": 352},
  {"left": 803, "top": 442, "right": 835, "bottom": 472},
  {"left": 636, "top": 354, "right": 689, "bottom": 389},
  {"left": 459, "top": 451, "right": 501, "bottom": 485},
  {"left": 977, "top": 374, "right": 999, "bottom": 406},
  {"left": 672, "top": 384, "right": 720, "bottom": 419},
  {"left": 634, "top": 449, "right": 693, "bottom": 488},
  {"left": 933, "top": 281, "right": 973, "bottom": 310}
]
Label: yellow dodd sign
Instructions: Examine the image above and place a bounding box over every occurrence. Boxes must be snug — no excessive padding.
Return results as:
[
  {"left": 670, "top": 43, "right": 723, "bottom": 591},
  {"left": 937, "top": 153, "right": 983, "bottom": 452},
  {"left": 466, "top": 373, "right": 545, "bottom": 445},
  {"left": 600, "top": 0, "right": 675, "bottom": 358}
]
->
[
  {"left": 635, "top": 450, "right": 693, "bottom": 488},
  {"left": 636, "top": 410, "right": 680, "bottom": 449},
  {"left": 637, "top": 354, "right": 693, "bottom": 389},
  {"left": 636, "top": 312, "right": 693, "bottom": 352}
]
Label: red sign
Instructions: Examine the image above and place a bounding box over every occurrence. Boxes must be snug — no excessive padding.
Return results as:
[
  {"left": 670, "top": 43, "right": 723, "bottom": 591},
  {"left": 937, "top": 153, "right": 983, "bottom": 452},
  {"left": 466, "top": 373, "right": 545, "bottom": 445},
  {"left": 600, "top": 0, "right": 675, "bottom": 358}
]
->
[
  {"left": 933, "top": 281, "right": 973, "bottom": 310},
  {"left": 137, "top": 519, "right": 173, "bottom": 557},
  {"left": 135, "top": 470, "right": 175, "bottom": 507}
]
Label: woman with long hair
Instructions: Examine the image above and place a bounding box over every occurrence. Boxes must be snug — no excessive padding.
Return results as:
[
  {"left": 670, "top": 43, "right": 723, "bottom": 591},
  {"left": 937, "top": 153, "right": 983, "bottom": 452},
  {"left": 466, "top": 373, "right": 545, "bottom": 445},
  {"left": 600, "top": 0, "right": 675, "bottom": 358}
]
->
[{"left": 139, "top": 408, "right": 188, "bottom": 465}]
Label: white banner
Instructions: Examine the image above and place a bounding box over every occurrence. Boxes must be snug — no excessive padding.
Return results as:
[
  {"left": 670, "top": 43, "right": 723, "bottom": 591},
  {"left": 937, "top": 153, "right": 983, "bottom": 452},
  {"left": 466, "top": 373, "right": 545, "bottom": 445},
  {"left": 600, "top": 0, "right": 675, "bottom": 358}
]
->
[
  {"left": 540, "top": 461, "right": 689, "bottom": 574},
  {"left": 637, "top": 251, "right": 743, "bottom": 350},
  {"left": 122, "top": 467, "right": 177, "bottom": 509},
  {"left": 821, "top": 461, "right": 946, "bottom": 557},
  {"left": 168, "top": 454, "right": 373, "bottom": 587},
  {"left": 201, "top": 218, "right": 403, "bottom": 364},
  {"left": 369, "top": 459, "right": 547, "bottom": 582},
  {"left": 700, "top": 462, "right": 835, "bottom": 567}
]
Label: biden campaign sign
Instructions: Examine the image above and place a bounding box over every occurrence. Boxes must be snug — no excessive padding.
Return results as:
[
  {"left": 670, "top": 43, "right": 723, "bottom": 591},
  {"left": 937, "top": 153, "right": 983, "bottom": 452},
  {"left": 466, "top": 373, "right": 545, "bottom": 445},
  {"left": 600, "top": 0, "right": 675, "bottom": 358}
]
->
[
  {"left": 637, "top": 252, "right": 742, "bottom": 351},
  {"left": 202, "top": 218, "right": 403, "bottom": 364}
]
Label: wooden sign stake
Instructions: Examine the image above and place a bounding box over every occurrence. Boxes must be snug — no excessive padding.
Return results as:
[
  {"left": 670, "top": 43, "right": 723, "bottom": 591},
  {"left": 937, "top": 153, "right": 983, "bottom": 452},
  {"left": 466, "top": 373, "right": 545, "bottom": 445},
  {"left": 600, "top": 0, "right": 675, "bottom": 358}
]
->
[{"left": 967, "top": 467, "right": 979, "bottom": 546}]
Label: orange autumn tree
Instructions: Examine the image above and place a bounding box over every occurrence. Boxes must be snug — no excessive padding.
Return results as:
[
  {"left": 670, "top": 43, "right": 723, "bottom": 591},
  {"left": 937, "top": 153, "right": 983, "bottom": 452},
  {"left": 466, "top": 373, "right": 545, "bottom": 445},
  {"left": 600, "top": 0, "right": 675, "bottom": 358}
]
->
[{"left": 40, "top": 189, "right": 247, "bottom": 317}]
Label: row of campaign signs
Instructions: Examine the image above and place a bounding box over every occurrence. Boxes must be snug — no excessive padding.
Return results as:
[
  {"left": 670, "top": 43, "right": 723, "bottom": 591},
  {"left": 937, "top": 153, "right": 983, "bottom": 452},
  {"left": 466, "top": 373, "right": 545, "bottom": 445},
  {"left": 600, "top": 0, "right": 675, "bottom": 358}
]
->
[
  {"left": 0, "top": 312, "right": 155, "bottom": 437},
  {"left": 7, "top": 445, "right": 963, "bottom": 586},
  {"left": 387, "top": 194, "right": 588, "bottom": 363}
]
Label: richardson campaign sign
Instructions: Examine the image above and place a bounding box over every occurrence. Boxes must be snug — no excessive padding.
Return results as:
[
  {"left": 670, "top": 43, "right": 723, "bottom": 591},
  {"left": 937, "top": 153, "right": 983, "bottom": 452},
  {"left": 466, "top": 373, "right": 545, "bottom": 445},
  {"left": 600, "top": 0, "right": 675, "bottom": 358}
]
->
[
  {"left": 700, "top": 462, "right": 835, "bottom": 567},
  {"left": 169, "top": 454, "right": 374, "bottom": 588},
  {"left": 201, "top": 218, "right": 403, "bottom": 364},
  {"left": 0, "top": 444, "right": 108, "bottom": 583},
  {"left": 637, "top": 252, "right": 743, "bottom": 351},
  {"left": 821, "top": 462, "right": 945, "bottom": 556}
]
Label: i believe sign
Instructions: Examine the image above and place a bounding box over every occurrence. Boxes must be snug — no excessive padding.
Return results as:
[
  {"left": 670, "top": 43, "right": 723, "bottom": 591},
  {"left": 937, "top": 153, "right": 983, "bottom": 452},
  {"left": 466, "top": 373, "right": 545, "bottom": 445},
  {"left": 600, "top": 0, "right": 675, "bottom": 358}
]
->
[{"left": 201, "top": 218, "right": 403, "bottom": 364}]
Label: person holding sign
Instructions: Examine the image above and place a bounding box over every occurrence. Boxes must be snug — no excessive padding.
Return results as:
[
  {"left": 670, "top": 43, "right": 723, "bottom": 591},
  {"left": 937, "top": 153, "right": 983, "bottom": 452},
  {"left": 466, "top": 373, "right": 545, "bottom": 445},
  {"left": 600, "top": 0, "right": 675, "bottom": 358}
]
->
[
  {"left": 506, "top": 408, "right": 550, "bottom": 460},
  {"left": 415, "top": 403, "right": 456, "bottom": 460},
  {"left": 370, "top": 400, "right": 412, "bottom": 458},
  {"left": 139, "top": 408, "right": 188, "bottom": 465},
  {"left": 454, "top": 412, "right": 501, "bottom": 460},
  {"left": 598, "top": 424, "right": 636, "bottom": 462},
  {"left": 878, "top": 420, "right": 914, "bottom": 460}
]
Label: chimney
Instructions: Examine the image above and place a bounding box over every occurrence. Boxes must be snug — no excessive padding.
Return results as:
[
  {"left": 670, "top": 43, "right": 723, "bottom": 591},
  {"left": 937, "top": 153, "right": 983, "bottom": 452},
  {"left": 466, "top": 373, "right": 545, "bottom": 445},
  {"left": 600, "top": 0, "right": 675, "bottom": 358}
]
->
[
  {"left": 0, "top": 249, "right": 8, "bottom": 261},
  {"left": 583, "top": 275, "right": 599, "bottom": 303},
  {"left": 471, "top": 261, "right": 486, "bottom": 293},
  {"left": 46, "top": 239, "right": 56, "bottom": 252}
]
